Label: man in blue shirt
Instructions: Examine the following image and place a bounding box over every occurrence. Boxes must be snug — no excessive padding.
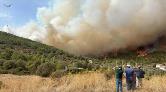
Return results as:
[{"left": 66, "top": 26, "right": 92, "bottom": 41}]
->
[{"left": 125, "top": 64, "right": 134, "bottom": 91}]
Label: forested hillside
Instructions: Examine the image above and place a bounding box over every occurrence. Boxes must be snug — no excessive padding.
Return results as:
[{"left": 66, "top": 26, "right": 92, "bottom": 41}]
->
[
  {"left": 0, "top": 31, "right": 87, "bottom": 76},
  {"left": 0, "top": 31, "right": 166, "bottom": 77}
]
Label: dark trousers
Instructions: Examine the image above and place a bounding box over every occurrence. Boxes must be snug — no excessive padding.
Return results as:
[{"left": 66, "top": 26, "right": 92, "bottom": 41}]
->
[{"left": 126, "top": 79, "right": 133, "bottom": 91}]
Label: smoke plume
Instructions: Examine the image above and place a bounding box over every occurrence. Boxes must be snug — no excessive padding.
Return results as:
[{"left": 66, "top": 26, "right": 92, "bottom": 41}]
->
[{"left": 3, "top": 0, "right": 166, "bottom": 55}]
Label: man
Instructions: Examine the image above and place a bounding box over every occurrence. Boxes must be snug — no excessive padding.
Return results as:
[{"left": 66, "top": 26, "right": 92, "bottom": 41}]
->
[
  {"left": 125, "top": 64, "right": 134, "bottom": 91},
  {"left": 135, "top": 66, "right": 145, "bottom": 88},
  {"left": 115, "top": 66, "right": 124, "bottom": 92}
]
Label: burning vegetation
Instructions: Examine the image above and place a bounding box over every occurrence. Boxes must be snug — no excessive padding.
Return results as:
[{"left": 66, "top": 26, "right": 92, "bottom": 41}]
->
[{"left": 136, "top": 36, "right": 166, "bottom": 57}]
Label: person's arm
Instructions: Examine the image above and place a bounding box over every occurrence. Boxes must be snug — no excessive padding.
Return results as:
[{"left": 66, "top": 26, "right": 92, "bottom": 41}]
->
[
  {"left": 143, "top": 70, "right": 145, "bottom": 74},
  {"left": 123, "top": 70, "right": 126, "bottom": 77},
  {"left": 112, "top": 66, "right": 118, "bottom": 70}
]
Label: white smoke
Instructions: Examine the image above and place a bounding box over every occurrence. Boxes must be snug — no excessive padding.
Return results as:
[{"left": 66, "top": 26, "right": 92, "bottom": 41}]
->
[
  {"left": 15, "top": 22, "right": 46, "bottom": 41},
  {"left": 2, "top": 0, "right": 166, "bottom": 55},
  {"left": 1, "top": 25, "right": 12, "bottom": 33}
]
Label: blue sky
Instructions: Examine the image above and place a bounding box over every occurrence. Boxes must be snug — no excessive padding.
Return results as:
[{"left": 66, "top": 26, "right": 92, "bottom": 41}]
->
[{"left": 0, "top": 0, "right": 49, "bottom": 27}]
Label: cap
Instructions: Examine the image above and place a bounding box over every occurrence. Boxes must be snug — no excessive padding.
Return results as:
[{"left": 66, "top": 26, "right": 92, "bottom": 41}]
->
[
  {"left": 127, "top": 64, "right": 131, "bottom": 67},
  {"left": 138, "top": 65, "right": 141, "bottom": 68}
]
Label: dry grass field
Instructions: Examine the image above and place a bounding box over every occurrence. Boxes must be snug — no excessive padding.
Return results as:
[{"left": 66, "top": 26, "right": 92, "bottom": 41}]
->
[{"left": 0, "top": 72, "right": 166, "bottom": 92}]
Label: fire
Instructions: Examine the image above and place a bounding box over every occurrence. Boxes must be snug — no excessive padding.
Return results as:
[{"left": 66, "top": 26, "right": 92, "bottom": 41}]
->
[
  {"left": 137, "top": 49, "right": 148, "bottom": 57},
  {"left": 136, "top": 44, "right": 154, "bottom": 57}
]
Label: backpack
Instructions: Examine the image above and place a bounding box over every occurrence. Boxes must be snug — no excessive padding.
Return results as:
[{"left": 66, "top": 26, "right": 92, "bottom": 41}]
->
[{"left": 137, "top": 69, "right": 145, "bottom": 78}]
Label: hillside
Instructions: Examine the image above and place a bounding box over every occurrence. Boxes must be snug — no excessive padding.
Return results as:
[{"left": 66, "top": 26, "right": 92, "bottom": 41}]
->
[
  {"left": 0, "top": 31, "right": 166, "bottom": 77},
  {"left": 0, "top": 31, "right": 87, "bottom": 76}
]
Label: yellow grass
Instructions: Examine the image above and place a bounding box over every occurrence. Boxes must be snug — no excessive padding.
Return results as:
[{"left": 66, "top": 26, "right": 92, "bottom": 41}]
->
[{"left": 0, "top": 72, "right": 166, "bottom": 92}]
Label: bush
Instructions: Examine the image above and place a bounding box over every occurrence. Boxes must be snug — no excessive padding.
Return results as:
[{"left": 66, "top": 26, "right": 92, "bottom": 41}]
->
[
  {"left": 8, "top": 68, "right": 29, "bottom": 75},
  {"left": 0, "top": 50, "right": 13, "bottom": 60},
  {"left": 0, "top": 69, "right": 8, "bottom": 74},
  {"left": 74, "top": 61, "right": 88, "bottom": 68},
  {"left": 0, "top": 59, "right": 6, "bottom": 66},
  {"left": 11, "top": 52, "right": 27, "bottom": 61},
  {"left": 36, "top": 62, "right": 55, "bottom": 77},
  {"left": 3, "top": 60, "right": 16, "bottom": 70},
  {"left": 51, "top": 70, "right": 67, "bottom": 79},
  {"left": 15, "top": 60, "right": 27, "bottom": 70},
  {"left": 56, "top": 61, "right": 67, "bottom": 70},
  {"left": 27, "top": 61, "right": 41, "bottom": 74}
]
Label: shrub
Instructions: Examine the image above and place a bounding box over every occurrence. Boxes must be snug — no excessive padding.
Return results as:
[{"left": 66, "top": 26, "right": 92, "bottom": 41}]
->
[
  {"left": 36, "top": 62, "right": 55, "bottom": 77},
  {"left": 50, "top": 70, "right": 67, "bottom": 79},
  {"left": 56, "top": 61, "right": 67, "bottom": 70},
  {"left": 0, "top": 59, "right": 6, "bottom": 66},
  {"left": 74, "top": 61, "right": 84, "bottom": 68},
  {"left": 0, "top": 50, "right": 13, "bottom": 60},
  {"left": 0, "top": 69, "right": 8, "bottom": 74},
  {"left": 27, "top": 61, "right": 41, "bottom": 74},
  {"left": 74, "top": 61, "right": 88, "bottom": 68},
  {"left": 3, "top": 60, "right": 16, "bottom": 70},
  {"left": 15, "top": 60, "right": 27, "bottom": 70},
  {"left": 9, "top": 68, "right": 29, "bottom": 75},
  {"left": 11, "top": 52, "right": 27, "bottom": 61}
]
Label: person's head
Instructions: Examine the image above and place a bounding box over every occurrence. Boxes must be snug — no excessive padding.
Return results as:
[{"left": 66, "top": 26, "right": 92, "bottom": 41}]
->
[
  {"left": 126, "top": 64, "right": 131, "bottom": 68},
  {"left": 138, "top": 65, "right": 141, "bottom": 69},
  {"left": 118, "top": 66, "right": 122, "bottom": 70}
]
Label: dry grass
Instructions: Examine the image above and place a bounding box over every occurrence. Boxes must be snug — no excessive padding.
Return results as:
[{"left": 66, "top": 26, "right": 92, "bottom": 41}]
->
[{"left": 0, "top": 73, "right": 166, "bottom": 92}]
